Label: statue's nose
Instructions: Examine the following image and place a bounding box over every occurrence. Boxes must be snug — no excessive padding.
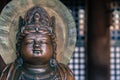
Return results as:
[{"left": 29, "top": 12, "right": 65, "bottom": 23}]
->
[
  {"left": 33, "top": 41, "right": 41, "bottom": 49},
  {"left": 34, "top": 44, "right": 40, "bottom": 48}
]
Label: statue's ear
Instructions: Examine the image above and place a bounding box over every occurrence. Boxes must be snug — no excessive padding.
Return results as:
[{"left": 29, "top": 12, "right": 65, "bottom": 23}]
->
[
  {"left": 19, "top": 16, "right": 25, "bottom": 28},
  {"left": 18, "top": 16, "right": 25, "bottom": 33},
  {"left": 50, "top": 16, "right": 56, "bottom": 32},
  {"left": 16, "top": 16, "right": 25, "bottom": 39}
]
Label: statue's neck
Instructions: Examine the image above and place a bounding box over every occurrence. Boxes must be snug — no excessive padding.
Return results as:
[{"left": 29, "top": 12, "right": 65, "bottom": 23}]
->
[{"left": 23, "top": 63, "right": 52, "bottom": 74}]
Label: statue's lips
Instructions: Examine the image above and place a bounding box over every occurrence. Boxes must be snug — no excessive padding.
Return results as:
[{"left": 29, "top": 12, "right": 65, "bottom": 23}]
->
[{"left": 33, "top": 50, "right": 43, "bottom": 54}]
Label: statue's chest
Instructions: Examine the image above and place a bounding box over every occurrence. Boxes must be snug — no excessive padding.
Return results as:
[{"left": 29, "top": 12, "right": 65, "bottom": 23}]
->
[
  {"left": 16, "top": 69, "right": 61, "bottom": 80},
  {"left": 18, "top": 73, "right": 61, "bottom": 80}
]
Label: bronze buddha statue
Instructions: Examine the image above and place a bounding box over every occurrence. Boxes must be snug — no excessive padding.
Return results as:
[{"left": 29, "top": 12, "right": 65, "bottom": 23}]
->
[{"left": 0, "top": 6, "right": 74, "bottom": 80}]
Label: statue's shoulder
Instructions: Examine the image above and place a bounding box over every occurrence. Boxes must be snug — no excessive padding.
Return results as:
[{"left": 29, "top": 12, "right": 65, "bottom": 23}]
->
[{"left": 57, "top": 63, "right": 75, "bottom": 80}]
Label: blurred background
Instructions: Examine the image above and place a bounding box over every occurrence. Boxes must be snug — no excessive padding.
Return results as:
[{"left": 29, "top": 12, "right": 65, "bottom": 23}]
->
[{"left": 1, "top": 0, "right": 120, "bottom": 80}]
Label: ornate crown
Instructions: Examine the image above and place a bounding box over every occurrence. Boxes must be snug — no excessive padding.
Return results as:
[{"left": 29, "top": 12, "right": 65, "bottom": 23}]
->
[{"left": 18, "top": 6, "right": 56, "bottom": 36}]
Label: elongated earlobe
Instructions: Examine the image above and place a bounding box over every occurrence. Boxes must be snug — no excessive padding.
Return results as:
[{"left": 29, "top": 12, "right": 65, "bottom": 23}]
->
[{"left": 50, "top": 58, "right": 57, "bottom": 68}]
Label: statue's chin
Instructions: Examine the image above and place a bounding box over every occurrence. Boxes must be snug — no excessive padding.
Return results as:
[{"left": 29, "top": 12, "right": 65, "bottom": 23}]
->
[{"left": 33, "top": 53, "right": 43, "bottom": 56}]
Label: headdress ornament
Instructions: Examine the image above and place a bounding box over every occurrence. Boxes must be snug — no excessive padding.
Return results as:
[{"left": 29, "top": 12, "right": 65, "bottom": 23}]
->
[{"left": 18, "top": 6, "right": 55, "bottom": 36}]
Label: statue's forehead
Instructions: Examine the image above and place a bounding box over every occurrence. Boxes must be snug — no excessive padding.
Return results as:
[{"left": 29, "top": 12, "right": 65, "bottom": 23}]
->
[{"left": 25, "top": 33, "right": 50, "bottom": 39}]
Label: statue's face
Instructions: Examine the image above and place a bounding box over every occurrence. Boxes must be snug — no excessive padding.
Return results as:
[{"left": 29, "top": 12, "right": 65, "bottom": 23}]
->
[{"left": 21, "top": 33, "right": 53, "bottom": 65}]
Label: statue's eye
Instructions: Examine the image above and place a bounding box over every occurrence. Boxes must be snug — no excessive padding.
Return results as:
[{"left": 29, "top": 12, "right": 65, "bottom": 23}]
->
[
  {"left": 39, "top": 41, "right": 49, "bottom": 44},
  {"left": 25, "top": 41, "right": 34, "bottom": 45}
]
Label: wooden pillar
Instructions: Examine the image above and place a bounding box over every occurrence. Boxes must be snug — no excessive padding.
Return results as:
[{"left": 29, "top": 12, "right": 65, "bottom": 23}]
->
[{"left": 87, "top": 0, "right": 110, "bottom": 80}]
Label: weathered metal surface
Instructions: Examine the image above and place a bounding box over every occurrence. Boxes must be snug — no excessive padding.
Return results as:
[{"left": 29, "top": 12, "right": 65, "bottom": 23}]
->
[{"left": 0, "top": 0, "right": 76, "bottom": 64}]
